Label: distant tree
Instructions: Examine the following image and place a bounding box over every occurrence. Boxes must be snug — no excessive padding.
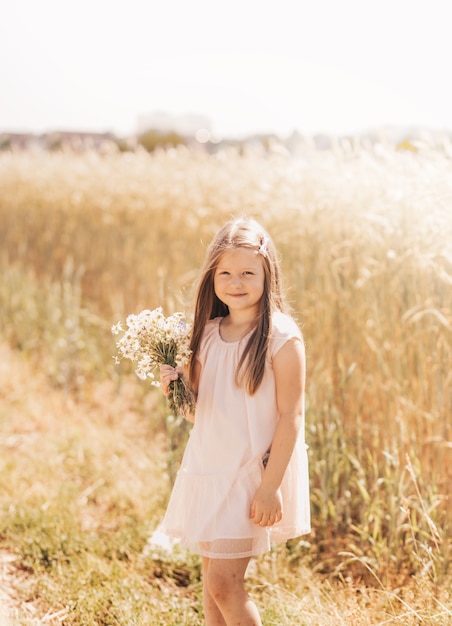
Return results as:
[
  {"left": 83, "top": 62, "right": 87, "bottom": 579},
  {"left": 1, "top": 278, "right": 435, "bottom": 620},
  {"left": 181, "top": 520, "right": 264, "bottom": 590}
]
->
[
  {"left": 138, "top": 130, "right": 186, "bottom": 152},
  {"left": 0, "top": 135, "right": 11, "bottom": 151},
  {"left": 46, "top": 133, "right": 63, "bottom": 151}
]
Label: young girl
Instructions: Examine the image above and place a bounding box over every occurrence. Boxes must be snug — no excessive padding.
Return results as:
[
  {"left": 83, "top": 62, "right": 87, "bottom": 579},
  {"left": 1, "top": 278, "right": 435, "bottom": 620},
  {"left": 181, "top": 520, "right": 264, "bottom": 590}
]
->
[{"left": 159, "top": 217, "right": 310, "bottom": 625}]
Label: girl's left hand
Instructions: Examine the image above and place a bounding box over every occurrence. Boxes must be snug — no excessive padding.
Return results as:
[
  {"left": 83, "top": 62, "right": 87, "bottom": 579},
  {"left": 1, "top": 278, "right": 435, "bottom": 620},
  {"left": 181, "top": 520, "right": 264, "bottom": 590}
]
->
[
  {"left": 159, "top": 364, "right": 182, "bottom": 397},
  {"left": 249, "top": 485, "right": 283, "bottom": 527}
]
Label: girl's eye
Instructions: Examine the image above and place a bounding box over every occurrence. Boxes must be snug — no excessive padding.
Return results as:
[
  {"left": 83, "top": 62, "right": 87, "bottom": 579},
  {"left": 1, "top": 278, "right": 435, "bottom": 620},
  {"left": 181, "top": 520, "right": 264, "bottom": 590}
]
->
[{"left": 243, "top": 271, "right": 254, "bottom": 275}]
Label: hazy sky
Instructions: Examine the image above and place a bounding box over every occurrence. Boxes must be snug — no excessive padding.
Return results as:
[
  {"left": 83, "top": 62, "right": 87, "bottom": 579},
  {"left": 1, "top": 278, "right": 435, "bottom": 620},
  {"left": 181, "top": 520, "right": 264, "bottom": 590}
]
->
[{"left": 1, "top": 0, "right": 450, "bottom": 138}]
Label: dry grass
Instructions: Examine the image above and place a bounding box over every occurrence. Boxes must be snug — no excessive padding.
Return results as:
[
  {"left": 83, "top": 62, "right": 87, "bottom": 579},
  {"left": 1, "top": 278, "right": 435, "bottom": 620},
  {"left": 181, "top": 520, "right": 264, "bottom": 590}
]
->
[
  {"left": 0, "top": 137, "right": 451, "bottom": 622},
  {"left": 1, "top": 344, "right": 450, "bottom": 625}
]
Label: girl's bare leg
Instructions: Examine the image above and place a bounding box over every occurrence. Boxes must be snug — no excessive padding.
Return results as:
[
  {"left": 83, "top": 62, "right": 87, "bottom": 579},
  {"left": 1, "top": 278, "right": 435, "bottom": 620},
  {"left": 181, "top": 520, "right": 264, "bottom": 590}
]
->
[
  {"left": 202, "top": 557, "right": 227, "bottom": 625},
  {"left": 203, "top": 556, "right": 262, "bottom": 626}
]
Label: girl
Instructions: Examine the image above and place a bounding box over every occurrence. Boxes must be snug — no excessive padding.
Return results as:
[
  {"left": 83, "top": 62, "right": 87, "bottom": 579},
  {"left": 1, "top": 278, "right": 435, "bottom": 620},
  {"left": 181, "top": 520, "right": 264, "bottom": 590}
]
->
[{"left": 160, "top": 217, "right": 310, "bottom": 625}]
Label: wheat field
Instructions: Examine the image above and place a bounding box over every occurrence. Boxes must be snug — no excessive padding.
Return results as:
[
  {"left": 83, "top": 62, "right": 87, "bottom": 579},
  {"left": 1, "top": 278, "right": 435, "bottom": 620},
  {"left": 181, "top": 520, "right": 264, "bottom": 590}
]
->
[{"left": 0, "top": 137, "right": 451, "bottom": 624}]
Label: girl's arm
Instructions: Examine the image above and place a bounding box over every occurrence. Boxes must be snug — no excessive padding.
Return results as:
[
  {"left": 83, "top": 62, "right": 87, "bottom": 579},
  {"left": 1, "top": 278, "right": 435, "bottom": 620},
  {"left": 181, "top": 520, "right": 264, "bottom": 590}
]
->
[
  {"left": 250, "top": 337, "right": 306, "bottom": 527},
  {"left": 159, "top": 361, "right": 200, "bottom": 423}
]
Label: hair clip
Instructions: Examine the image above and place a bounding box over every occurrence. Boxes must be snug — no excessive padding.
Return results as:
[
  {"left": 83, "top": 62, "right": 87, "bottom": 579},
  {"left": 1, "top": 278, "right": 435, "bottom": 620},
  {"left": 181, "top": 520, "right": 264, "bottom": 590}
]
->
[{"left": 258, "top": 235, "right": 269, "bottom": 258}]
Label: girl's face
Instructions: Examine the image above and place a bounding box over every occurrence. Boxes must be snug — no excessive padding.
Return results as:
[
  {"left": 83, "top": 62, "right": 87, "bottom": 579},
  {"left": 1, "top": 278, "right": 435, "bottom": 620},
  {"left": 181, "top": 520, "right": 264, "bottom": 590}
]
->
[{"left": 214, "top": 247, "right": 265, "bottom": 316}]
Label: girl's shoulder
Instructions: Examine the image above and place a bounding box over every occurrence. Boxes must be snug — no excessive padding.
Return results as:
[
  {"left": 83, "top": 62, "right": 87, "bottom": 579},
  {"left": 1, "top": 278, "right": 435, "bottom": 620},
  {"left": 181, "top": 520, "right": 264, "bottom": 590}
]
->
[
  {"left": 204, "top": 317, "right": 221, "bottom": 336},
  {"left": 270, "top": 311, "right": 303, "bottom": 356},
  {"left": 198, "top": 317, "right": 221, "bottom": 352}
]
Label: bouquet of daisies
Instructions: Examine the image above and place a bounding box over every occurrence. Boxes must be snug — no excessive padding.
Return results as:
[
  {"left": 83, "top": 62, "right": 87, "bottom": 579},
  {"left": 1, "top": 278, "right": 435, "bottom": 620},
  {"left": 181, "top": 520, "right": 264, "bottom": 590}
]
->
[{"left": 112, "top": 307, "right": 195, "bottom": 418}]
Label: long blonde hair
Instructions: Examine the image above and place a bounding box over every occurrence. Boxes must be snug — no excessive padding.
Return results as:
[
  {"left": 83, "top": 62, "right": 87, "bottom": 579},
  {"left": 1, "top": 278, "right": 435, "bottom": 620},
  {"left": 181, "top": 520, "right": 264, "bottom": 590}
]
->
[{"left": 189, "top": 217, "right": 289, "bottom": 395}]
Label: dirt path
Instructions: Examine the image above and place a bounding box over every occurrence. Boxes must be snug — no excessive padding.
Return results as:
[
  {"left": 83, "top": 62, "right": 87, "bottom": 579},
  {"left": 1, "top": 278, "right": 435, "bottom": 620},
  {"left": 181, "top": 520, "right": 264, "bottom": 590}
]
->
[
  {"left": 1, "top": 549, "right": 70, "bottom": 625},
  {"left": 0, "top": 347, "right": 75, "bottom": 625},
  {"left": 0, "top": 347, "right": 24, "bottom": 625},
  {"left": 0, "top": 550, "right": 20, "bottom": 625}
]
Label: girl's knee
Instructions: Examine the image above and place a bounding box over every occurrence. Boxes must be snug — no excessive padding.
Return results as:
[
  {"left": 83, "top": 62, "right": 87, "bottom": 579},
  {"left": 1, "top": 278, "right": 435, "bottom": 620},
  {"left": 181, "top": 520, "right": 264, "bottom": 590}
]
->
[
  {"left": 205, "top": 568, "right": 229, "bottom": 600},
  {"left": 205, "top": 566, "right": 243, "bottom": 603}
]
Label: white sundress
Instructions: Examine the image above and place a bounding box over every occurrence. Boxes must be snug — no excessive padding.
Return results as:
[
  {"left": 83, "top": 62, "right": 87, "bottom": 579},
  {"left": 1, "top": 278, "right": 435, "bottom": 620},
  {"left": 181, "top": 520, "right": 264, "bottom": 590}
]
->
[{"left": 160, "top": 311, "right": 311, "bottom": 559}]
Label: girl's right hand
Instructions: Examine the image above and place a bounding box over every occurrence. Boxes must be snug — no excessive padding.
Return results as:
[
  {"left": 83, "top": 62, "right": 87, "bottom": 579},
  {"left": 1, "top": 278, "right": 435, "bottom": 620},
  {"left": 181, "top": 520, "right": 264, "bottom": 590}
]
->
[{"left": 159, "top": 364, "right": 181, "bottom": 397}]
